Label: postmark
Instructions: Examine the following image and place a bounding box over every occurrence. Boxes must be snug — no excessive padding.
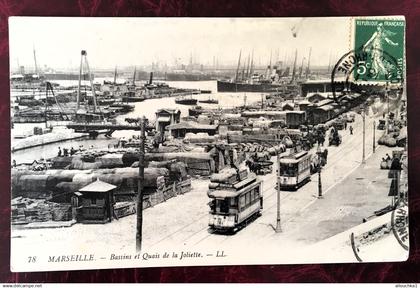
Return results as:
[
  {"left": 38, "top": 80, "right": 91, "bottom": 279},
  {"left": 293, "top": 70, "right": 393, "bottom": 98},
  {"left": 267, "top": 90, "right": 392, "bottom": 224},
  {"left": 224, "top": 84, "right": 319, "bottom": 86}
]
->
[
  {"left": 331, "top": 18, "right": 405, "bottom": 102},
  {"left": 391, "top": 197, "right": 409, "bottom": 251}
]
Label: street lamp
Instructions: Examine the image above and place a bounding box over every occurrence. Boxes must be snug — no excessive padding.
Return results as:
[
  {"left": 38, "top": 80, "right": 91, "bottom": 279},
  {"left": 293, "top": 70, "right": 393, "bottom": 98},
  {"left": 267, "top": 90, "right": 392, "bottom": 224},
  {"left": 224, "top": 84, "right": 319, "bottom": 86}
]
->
[
  {"left": 373, "top": 120, "right": 376, "bottom": 153},
  {"left": 136, "top": 116, "right": 147, "bottom": 252},
  {"left": 316, "top": 144, "right": 323, "bottom": 199},
  {"left": 275, "top": 152, "right": 282, "bottom": 233}
]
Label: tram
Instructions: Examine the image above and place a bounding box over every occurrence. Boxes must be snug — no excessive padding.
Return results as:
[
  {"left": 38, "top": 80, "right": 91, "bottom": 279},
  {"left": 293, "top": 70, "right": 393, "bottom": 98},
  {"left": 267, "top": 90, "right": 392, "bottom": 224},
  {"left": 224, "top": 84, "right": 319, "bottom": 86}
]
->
[
  {"left": 278, "top": 150, "right": 312, "bottom": 190},
  {"left": 208, "top": 173, "right": 263, "bottom": 232}
]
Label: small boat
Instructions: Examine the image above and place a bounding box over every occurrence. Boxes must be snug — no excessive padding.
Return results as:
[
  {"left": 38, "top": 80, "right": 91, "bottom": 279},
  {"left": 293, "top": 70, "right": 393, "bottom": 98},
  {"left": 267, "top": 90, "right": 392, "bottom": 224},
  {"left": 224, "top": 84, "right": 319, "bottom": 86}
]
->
[
  {"left": 121, "top": 96, "right": 145, "bottom": 102},
  {"left": 188, "top": 106, "right": 204, "bottom": 117},
  {"left": 200, "top": 90, "right": 212, "bottom": 94},
  {"left": 98, "top": 98, "right": 116, "bottom": 105},
  {"left": 199, "top": 98, "right": 219, "bottom": 104},
  {"left": 175, "top": 97, "right": 198, "bottom": 105}
]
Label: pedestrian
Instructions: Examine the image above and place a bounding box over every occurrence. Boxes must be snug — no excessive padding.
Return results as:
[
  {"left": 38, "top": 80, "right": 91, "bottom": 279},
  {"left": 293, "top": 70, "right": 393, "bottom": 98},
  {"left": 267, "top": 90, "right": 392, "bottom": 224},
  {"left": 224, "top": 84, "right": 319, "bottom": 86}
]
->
[
  {"left": 63, "top": 148, "right": 69, "bottom": 157},
  {"left": 70, "top": 147, "right": 76, "bottom": 155},
  {"left": 344, "top": 121, "right": 347, "bottom": 130},
  {"left": 386, "top": 153, "right": 391, "bottom": 161},
  {"left": 58, "top": 147, "right": 62, "bottom": 157},
  {"left": 349, "top": 126, "right": 353, "bottom": 135}
]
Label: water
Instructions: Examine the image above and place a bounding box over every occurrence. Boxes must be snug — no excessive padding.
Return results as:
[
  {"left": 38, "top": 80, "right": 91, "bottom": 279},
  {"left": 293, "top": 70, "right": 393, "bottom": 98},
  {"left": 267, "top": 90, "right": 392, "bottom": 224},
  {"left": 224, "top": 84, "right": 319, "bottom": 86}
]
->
[{"left": 11, "top": 80, "right": 263, "bottom": 164}]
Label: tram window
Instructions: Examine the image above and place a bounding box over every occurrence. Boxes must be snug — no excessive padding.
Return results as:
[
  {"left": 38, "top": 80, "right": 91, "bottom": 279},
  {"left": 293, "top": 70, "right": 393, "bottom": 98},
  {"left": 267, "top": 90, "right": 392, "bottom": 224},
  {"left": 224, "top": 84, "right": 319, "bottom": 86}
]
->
[
  {"left": 230, "top": 197, "right": 237, "bottom": 207},
  {"left": 239, "top": 195, "right": 245, "bottom": 208},
  {"left": 219, "top": 199, "right": 229, "bottom": 213},
  {"left": 245, "top": 192, "right": 250, "bottom": 206},
  {"left": 280, "top": 163, "right": 297, "bottom": 176}
]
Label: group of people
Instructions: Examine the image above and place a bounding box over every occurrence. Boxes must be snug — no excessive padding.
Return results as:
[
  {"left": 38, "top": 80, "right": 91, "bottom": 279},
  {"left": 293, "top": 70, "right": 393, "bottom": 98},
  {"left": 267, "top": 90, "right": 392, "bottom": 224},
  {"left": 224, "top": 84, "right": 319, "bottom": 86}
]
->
[{"left": 57, "top": 145, "right": 93, "bottom": 157}]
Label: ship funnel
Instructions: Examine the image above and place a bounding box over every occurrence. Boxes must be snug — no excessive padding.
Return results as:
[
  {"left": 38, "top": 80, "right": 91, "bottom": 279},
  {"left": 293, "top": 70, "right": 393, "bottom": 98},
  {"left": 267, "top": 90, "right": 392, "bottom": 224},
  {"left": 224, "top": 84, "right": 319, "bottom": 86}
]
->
[{"left": 149, "top": 72, "right": 153, "bottom": 84}]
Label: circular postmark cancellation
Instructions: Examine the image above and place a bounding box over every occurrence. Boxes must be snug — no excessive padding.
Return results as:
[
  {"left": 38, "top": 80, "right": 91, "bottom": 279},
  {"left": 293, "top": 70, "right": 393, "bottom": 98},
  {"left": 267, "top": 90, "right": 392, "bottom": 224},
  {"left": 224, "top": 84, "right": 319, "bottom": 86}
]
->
[
  {"left": 331, "top": 47, "right": 404, "bottom": 103},
  {"left": 391, "top": 198, "right": 409, "bottom": 251}
]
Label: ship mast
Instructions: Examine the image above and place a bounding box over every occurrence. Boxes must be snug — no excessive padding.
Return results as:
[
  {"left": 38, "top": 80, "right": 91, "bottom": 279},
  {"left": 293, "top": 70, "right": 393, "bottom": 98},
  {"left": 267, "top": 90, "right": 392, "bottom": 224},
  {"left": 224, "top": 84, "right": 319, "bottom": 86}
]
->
[
  {"left": 245, "top": 54, "right": 251, "bottom": 79},
  {"left": 291, "top": 49, "right": 298, "bottom": 83},
  {"left": 299, "top": 57, "right": 305, "bottom": 78},
  {"left": 113, "top": 66, "right": 117, "bottom": 97},
  {"left": 305, "top": 47, "right": 312, "bottom": 79},
  {"left": 327, "top": 51, "right": 332, "bottom": 74},
  {"left": 33, "top": 46, "right": 38, "bottom": 76},
  {"left": 249, "top": 49, "right": 254, "bottom": 79},
  {"left": 235, "top": 50, "right": 242, "bottom": 83},
  {"left": 133, "top": 66, "right": 137, "bottom": 86}
]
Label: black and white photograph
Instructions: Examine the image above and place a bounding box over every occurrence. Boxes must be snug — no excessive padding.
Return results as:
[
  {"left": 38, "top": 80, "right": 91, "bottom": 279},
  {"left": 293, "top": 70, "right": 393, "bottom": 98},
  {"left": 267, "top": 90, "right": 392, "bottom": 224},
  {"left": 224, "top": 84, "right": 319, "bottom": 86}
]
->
[{"left": 9, "top": 16, "right": 408, "bottom": 272}]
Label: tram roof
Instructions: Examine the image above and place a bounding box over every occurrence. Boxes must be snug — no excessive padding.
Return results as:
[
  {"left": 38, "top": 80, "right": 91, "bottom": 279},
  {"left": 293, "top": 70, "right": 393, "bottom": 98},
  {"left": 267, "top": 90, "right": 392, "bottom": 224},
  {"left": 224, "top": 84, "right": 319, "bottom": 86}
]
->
[
  {"left": 207, "top": 181, "right": 261, "bottom": 199},
  {"left": 280, "top": 150, "right": 310, "bottom": 164}
]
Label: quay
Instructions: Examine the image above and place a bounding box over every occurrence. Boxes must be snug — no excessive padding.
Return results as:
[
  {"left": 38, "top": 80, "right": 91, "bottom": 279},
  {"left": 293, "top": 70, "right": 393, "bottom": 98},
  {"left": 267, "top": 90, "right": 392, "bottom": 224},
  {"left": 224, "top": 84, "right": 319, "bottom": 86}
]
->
[{"left": 66, "top": 123, "right": 154, "bottom": 133}]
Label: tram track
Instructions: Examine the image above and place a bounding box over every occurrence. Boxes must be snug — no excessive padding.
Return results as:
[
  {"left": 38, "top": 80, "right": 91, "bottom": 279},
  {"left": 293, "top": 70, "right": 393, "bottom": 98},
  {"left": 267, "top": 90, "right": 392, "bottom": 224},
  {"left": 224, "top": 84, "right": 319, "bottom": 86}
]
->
[
  {"left": 149, "top": 114, "right": 378, "bottom": 248},
  {"left": 187, "top": 114, "right": 377, "bottom": 246}
]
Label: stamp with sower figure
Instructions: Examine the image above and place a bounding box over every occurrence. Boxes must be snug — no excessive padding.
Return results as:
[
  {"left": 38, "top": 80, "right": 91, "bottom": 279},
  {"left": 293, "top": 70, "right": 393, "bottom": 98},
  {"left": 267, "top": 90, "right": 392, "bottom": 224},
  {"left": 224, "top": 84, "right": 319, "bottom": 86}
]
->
[{"left": 332, "top": 18, "right": 405, "bottom": 102}]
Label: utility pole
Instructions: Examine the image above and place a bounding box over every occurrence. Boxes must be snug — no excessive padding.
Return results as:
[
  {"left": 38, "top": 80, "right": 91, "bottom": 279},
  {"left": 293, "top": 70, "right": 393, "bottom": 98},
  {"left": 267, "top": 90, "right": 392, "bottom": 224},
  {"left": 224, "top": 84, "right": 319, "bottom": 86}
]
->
[
  {"left": 136, "top": 116, "right": 147, "bottom": 252},
  {"left": 275, "top": 153, "right": 282, "bottom": 233},
  {"left": 362, "top": 108, "right": 366, "bottom": 164},
  {"left": 316, "top": 144, "right": 323, "bottom": 198},
  {"left": 373, "top": 120, "right": 376, "bottom": 153}
]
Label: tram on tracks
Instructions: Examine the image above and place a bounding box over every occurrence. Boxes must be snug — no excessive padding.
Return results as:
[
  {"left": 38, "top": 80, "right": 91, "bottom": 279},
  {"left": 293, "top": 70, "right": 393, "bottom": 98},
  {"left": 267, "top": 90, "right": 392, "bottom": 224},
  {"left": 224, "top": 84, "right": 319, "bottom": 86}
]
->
[
  {"left": 208, "top": 173, "right": 263, "bottom": 233},
  {"left": 278, "top": 150, "right": 312, "bottom": 190}
]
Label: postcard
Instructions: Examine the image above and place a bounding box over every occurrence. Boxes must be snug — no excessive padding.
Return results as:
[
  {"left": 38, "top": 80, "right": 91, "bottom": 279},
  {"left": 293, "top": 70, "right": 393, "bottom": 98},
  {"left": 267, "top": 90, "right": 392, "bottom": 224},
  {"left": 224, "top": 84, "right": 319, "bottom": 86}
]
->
[{"left": 9, "top": 16, "right": 408, "bottom": 271}]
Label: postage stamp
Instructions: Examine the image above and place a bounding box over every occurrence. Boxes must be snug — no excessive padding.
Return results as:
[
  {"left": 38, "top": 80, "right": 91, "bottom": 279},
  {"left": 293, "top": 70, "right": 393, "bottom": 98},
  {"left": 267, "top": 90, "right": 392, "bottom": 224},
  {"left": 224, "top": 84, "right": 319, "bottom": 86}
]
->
[
  {"left": 331, "top": 18, "right": 405, "bottom": 101},
  {"left": 354, "top": 18, "right": 405, "bottom": 82}
]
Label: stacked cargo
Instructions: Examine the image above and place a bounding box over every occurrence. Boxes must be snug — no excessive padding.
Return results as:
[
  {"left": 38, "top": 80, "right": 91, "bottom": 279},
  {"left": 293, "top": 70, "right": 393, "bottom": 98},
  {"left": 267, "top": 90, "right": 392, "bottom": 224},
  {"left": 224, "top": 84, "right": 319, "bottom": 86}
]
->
[
  {"left": 11, "top": 197, "right": 72, "bottom": 225},
  {"left": 208, "top": 164, "right": 250, "bottom": 190}
]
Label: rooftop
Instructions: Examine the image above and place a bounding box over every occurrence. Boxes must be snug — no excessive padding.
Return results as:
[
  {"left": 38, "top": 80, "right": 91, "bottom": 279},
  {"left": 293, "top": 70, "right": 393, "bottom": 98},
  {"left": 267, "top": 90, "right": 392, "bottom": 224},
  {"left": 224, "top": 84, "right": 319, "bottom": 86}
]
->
[
  {"left": 166, "top": 121, "right": 218, "bottom": 130},
  {"left": 79, "top": 179, "right": 116, "bottom": 193}
]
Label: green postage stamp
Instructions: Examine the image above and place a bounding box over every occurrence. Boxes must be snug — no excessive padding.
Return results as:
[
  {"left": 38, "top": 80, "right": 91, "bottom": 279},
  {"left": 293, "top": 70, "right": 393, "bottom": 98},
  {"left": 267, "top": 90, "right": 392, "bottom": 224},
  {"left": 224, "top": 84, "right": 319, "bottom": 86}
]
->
[{"left": 354, "top": 18, "right": 405, "bottom": 82}]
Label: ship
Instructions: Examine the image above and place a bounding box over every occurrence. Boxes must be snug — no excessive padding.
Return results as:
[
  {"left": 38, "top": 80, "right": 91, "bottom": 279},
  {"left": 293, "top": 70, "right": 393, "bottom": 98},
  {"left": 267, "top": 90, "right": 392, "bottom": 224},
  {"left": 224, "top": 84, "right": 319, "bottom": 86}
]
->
[
  {"left": 44, "top": 72, "right": 93, "bottom": 81},
  {"left": 165, "top": 72, "right": 213, "bottom": 81},
  {"left": 217, "top": 79, "right": 283, "bottom": 92},
  {"left": 199, "top": 95, "right": 219, "bottom": 104},
  {"left": 217, "top": 48, "right": 309, "bottom": 93},
  {"left": 175, "top": 97, "right": 198, "bottom": 105}
]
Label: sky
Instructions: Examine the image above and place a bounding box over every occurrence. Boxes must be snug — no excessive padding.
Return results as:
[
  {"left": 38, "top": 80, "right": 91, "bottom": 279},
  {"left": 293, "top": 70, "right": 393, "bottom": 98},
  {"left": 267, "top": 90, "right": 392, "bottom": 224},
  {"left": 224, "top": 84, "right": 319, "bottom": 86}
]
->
[{"left": 9, "top": 17, "right": 351, "bottom": 71}]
